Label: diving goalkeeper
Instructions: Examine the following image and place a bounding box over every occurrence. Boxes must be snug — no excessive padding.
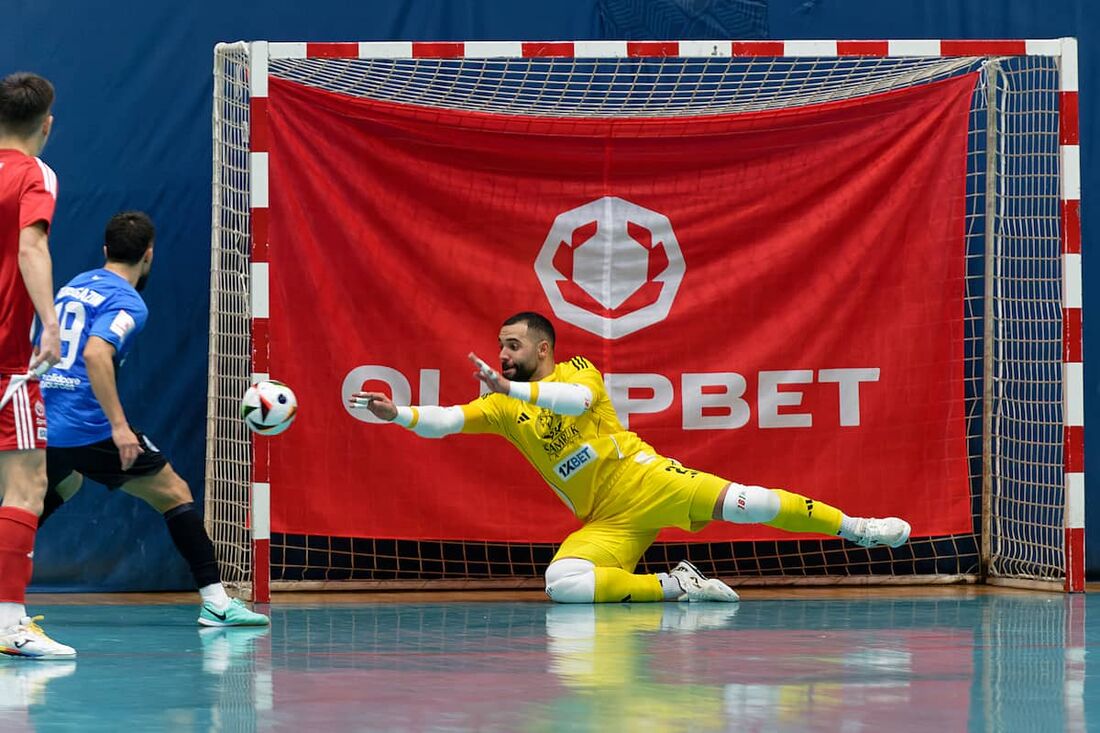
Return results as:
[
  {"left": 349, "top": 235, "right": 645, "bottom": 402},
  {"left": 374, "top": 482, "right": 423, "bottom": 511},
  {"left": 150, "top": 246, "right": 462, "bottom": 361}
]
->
[{"left": 351, "top": 312, "right": 910, "bottom": 603}]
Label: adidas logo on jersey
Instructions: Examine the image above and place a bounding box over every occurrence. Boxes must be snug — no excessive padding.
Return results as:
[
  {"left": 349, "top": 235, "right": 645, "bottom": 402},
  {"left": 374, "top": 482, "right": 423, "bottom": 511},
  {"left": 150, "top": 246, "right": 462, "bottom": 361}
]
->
[{"left": 569, "top": 357, "right": 592, "bottom": 371}]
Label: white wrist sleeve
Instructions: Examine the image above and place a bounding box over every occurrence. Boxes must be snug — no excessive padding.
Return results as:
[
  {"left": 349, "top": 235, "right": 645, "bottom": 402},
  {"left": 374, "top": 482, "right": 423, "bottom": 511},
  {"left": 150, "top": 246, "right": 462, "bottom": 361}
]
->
[
  {"left": 507, "top": 381, "right": 593, "bottom": 416},
  {"left": 393, "top": 405, "right": 466, "bottom": 438}
]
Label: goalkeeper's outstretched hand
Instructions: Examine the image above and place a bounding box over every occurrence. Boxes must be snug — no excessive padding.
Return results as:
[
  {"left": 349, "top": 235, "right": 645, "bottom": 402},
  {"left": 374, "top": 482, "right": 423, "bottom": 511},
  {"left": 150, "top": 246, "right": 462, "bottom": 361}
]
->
[
  {"left": 469, "top": 352, "right": 511, "bottom": 395},
  {"left": 349, "top": 391, "right": 397, "bottom": 421}
]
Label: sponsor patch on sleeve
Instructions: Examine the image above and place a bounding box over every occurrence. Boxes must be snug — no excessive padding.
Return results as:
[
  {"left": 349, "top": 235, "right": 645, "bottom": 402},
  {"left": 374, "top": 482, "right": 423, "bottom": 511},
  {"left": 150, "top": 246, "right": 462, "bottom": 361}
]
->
[{"left": 109, "top": 310, "right": 136, "bottom": 341}]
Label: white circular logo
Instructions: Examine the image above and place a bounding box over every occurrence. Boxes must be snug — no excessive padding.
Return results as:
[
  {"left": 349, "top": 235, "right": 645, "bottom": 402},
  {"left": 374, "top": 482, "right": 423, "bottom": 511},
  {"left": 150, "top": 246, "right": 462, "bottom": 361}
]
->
[{"left": 534, "top": 197, "right": 685, "bottom": 339}]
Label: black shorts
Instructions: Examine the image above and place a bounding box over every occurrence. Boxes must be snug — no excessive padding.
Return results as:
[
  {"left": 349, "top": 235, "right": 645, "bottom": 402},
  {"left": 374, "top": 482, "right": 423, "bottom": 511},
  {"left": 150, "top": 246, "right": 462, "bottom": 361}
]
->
[{"left": 46, "top": 431, "right": 169, "bottom": 491}]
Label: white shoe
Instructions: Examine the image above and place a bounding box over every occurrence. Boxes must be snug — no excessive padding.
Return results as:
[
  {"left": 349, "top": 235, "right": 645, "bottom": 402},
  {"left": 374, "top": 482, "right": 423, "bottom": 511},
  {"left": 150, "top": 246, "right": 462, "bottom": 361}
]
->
[
  {"left": 846, "top": 517, "right": 911, "bottom": 548},
  {"left": 0, "top": 616, "right": 76, "bottom": 660},
  {"left": 669, "top": 561, "right": 739, "bottom": 603}
]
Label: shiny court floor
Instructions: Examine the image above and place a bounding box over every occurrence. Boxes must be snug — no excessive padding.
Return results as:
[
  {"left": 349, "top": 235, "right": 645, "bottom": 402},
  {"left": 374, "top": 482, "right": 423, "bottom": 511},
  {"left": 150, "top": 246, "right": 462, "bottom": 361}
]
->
[{"left": 0, "top": 589, "right": 1092, "bottom": 732}]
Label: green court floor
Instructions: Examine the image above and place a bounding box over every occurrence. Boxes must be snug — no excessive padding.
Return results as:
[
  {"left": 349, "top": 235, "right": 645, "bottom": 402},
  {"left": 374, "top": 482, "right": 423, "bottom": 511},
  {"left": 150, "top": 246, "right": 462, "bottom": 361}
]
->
[{"left": 0, "top": 592, "right": 1090, "bottom": 731}]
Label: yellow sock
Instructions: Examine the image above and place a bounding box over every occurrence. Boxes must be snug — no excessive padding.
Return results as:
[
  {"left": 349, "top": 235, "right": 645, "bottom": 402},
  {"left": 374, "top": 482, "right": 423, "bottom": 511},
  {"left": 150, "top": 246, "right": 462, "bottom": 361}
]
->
[
  {"left": 765, "top": 489, "right": 843, "bottom": 536},
  {"left": 592, "top": 567, "right": 665, "bottom": 603}
]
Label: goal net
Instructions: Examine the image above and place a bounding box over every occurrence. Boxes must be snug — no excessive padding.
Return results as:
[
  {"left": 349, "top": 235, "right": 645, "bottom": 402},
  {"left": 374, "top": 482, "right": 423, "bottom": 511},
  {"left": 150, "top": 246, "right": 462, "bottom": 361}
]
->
[{"left": 209, "top": 39, "right": 1083, "bottom": 600}]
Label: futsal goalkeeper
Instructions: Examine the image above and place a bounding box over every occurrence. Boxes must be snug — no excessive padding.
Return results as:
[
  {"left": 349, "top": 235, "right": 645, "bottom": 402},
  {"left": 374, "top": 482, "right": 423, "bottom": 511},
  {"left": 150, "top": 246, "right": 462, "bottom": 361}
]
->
[{"left": 351, "top": 312, "right": 911, "bottom": 603}]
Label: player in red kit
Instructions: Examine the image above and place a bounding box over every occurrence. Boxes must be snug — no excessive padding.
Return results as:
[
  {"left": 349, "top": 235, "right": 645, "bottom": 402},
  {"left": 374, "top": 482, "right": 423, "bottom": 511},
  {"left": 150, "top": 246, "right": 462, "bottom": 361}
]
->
[{"left": 0, "top": 72, "right": 73, "bottom": 658}]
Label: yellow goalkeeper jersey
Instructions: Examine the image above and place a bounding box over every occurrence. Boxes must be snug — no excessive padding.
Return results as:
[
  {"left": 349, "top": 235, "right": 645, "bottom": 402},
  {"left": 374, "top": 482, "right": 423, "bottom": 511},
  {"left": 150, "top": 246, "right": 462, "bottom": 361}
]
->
[{"left": 459, "top": 356, "right": 657, "bottom": 520}]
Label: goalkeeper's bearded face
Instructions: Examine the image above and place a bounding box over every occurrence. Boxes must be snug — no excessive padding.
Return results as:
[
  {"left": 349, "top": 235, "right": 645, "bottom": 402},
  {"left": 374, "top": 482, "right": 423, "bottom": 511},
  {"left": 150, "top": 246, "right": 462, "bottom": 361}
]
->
[{"left": 498, "top": 323, "right": 544, "bottom": 382}]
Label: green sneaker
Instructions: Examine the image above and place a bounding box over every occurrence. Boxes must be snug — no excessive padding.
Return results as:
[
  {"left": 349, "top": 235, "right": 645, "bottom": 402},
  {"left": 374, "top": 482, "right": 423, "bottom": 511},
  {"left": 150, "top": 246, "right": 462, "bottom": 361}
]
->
[{"left": 197, "top": 598, "right": 270, "bottom": 627}]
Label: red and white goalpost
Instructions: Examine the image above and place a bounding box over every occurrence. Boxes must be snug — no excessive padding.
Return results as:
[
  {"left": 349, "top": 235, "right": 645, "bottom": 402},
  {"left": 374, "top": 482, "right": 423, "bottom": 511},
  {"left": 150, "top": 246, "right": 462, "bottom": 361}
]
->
[{"left": 208, "top": 39, "right": 1083, "bottom": 602}]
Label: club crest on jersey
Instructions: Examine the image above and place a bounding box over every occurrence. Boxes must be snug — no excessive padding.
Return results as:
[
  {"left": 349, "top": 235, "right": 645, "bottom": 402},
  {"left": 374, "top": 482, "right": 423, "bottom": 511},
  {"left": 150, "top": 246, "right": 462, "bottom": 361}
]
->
[
  {"left": 554, "top": 444, "right": 595, "bottom": 481},
  {"left": 536, "top": 407, "right": 582, "bottom": 459},
  {"left": 536, "top": 409, "right": 565, "bottom": 440}
]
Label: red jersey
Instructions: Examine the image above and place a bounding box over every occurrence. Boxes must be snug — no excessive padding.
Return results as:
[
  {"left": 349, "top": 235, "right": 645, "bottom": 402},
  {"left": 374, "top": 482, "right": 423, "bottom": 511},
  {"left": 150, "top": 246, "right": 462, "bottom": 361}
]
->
[{"left": 0, "top": 150, "right": 57, "bottom": 373}]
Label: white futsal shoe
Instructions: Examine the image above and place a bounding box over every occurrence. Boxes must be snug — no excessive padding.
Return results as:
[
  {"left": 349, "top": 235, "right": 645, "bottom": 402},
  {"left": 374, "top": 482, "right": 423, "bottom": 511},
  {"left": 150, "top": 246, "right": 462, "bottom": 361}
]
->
[
  {"left": 669, "top": 561, "right": 740, "bottom": 603},
  {"left": 846, "top": 517, "right": 912, "bottom": 549},
  {"left": 0, "top": 616, "right": 76, "bottom": 660}
]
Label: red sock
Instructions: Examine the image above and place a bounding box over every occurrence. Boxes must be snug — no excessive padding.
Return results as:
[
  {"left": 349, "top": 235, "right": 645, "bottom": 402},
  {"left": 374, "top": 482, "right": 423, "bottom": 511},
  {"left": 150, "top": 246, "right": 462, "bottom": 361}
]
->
[{"left": 0, "top": 506, "right": 37, "bottom": 604}]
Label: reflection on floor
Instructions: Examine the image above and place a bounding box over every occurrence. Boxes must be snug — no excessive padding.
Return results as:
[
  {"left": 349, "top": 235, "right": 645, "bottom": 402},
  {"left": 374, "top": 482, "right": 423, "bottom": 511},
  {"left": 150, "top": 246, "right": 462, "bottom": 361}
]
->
[{"left": 2, "top": 589, "right": 1090, "bottom": 731}]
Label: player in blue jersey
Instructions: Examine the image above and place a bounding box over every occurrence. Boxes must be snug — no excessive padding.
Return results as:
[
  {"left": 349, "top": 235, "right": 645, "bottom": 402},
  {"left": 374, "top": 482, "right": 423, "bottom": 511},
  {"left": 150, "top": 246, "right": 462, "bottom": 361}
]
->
[{"left": 39, "top": 211, "right": 267, "bottom": 627}]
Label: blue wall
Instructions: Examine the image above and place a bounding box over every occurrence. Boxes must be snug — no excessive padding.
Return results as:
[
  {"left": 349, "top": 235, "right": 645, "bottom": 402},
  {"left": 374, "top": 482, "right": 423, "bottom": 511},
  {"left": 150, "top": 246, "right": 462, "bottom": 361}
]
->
[{"left": 1, "top": 0, "right": 1095, "bottom": 589}]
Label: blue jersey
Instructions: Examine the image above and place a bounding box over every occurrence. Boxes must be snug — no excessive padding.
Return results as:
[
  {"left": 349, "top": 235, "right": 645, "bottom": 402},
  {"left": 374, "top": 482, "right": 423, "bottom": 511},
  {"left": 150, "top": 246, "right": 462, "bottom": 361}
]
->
[{"left": 41, "top": 268, "right": 148, "bottom": 447}]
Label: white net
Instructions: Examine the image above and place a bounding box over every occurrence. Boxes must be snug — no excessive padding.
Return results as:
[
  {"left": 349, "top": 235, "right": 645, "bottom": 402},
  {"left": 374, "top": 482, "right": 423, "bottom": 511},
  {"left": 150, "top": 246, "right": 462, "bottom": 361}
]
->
[
  {"left": 271, "top": 55, "right": 980, "bottom": 116},
  {"left": 982, "top": 57, "right": 1065, "bottom": 580},
  {"left": 207, "top": 42, "right": 255, "bottom": 591},
  {"left": 209, "top": 43, "right": 1068, "bottom": 593}
]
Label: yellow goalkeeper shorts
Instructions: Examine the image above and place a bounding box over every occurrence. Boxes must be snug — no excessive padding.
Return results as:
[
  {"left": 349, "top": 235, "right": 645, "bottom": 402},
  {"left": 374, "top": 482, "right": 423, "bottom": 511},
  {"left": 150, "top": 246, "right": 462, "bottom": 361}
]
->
[{"left": 552, "top": 457, "right": 728, "bottom": 571}]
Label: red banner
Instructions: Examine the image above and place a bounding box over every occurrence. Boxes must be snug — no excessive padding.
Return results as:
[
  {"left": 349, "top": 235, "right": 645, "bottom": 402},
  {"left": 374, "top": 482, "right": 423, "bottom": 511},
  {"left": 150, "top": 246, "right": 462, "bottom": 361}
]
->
[{"left": 266, "top": 72, "right": 976, "bottom": 542}]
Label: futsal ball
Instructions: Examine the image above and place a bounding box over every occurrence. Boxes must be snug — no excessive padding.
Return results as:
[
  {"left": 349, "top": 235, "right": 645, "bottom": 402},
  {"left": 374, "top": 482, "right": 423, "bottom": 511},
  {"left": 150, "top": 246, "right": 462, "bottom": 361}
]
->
[{"left": 240, "top": 380, "right": 298, "bottom": 436}]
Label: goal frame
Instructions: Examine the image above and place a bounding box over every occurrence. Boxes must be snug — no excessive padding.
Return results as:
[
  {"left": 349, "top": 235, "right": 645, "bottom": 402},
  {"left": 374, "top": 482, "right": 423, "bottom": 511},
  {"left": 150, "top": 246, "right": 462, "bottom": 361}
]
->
[{"left": 209, "top": 38, "right": 1085, "bottom": 602}]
